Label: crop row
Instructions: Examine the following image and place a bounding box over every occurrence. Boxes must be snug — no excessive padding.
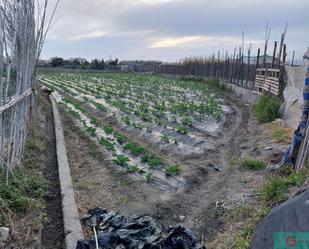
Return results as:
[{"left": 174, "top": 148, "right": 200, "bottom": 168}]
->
[
  {"left": 39, "top": 73, "right": 222, "bottom": 137},
  {"left": 58, "top": 95, "right": 180, "bottom": 179}
]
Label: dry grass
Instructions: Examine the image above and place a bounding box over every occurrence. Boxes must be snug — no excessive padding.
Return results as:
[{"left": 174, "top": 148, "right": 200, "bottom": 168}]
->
[{"left": 266, "top": 120, "right": 294, "bottom": 144}]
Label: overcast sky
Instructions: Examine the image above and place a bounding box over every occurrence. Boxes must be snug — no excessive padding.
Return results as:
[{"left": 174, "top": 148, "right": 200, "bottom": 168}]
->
[{"left": 41, "top": 0, "right": 308, "bottom": 61}]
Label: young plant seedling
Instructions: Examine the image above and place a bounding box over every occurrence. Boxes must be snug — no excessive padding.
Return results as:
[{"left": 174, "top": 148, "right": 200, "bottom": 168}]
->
[
  {"left": 165, "top": 165, "right": 180, "bottom": 176},
  {"left": 144, "top": 173, "right": 153, "bottom": 183},
  {"left": 113, "top": 155, "right": 130, "bottom": 167},
  {"left": 98, "top": 137, "right": 116, "bottom": 151},
  {"left": 86, "top": 127, "right": 96, "bottom": 137}
]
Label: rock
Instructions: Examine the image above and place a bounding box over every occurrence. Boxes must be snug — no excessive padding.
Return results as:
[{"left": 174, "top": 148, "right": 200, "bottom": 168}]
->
[
  {"left": 267, "top": 164, "right": 281, "bottom": 172},
  {"left": 272, "top": 119, "right": 284, "bottom": 127},
  {"left": 214, "top": 166, "right": 222, "bottom": 172},
  {"left": 243, "top": 193, "right": 257, "bottom": 198},
  {"left": 0, "top": 227, "right": 9, "bottom": 245},
  {"left": 179, "top": 215, "right": 186, "bottom": 221},
  {"left": 252, "top": 189, "right": 309, "bottom": 249},
  {"left": 264, "top": 147, "right": 273, "bottom": 151}
]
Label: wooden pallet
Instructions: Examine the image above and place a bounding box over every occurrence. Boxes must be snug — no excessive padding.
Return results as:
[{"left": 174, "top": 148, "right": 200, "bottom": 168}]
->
[{"left": 253, "top": 68, "right": 281, "bottom": 96}]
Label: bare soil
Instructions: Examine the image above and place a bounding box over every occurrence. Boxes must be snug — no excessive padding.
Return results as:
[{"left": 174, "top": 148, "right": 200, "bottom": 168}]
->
[
  {"left": 40, "top": 90, "right": 65, "bottom": 249},
  {"left": 59, "top": 90, "right": 286, "bottom": 245}
]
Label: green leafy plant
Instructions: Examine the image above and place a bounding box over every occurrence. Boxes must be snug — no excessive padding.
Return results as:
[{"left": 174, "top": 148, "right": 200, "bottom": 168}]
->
[
  {"left": 122, "top": 116, "right": 131, "bottom": 125},
  {"left": 98, "top": 137, "right": 115, "bottom": 151},
  {"left": 260, "top": 172, "right": 306, "bottom": 205},
  {"left": 113, "top": 155, "right": 130, "bottom": 167},
  {"left": 114, "top": 132, "right": 128, "bottom": 144},
  {"left": 272, "top": 127, "right": 290, "bottom": 143},
  {"left": 141, "top": 153, "right": 163, "bottom": 168},
  {"left": 181, "top": 116, "right": 193, "bottom": 127},
  {"left": 165, "top": 165, "right": 180, "bottom": 176},
  {"left": 104, "top": 126, "right": 114, "bottom": 134},
  {"left": 127, "top": 165, "right": 143, "bottom": 174},
  {"left": 0, "top": 183, "right": 29, "bottom": 212},
  {"left": 90, "top": 118, "right": 99, "bottom": 127},
  {"left": 239, "top": 158, "right": 267, "bottom": 170},
  {"left": 86, "top": 127, "right": 96, "bottom": 137},
  {"left": 144, "top": 173, "right": 153, "bottom": 183},
  {"left": 124, "top": 143, "right": 146, "bottom": 156},
  {"left": 176, "top": 126, "right": 188, "bottom": 134},
  {"left": 253, "top": 94, "right": 280, "bottom": 123},
  {"left": 161, "top": 134, "right": 171, "bottom": 143}
]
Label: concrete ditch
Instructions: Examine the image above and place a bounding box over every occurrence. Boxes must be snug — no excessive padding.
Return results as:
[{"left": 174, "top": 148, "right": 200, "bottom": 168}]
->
[{"left": 50, "top": 93, "right": 83, "bottom": 249}]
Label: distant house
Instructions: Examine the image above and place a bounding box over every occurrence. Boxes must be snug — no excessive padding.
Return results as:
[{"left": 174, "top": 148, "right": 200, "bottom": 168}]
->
[{"left": 69, "top": 57, "right": 87, "bottom": 64}]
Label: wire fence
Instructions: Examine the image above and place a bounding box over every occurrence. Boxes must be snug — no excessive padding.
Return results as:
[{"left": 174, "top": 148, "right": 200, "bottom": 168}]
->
[{"left": 0, "top": 0, "right": 56, "bottom": 183}]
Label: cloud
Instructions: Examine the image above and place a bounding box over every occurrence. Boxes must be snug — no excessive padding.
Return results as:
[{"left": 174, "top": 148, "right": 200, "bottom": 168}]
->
[
  {"left": 42, "top": 0, "right": 309, "bottom": 61},
  {"left": 70, "top": 31, "right": 108, "bottom": 41},
  {"left": 148, "top": 36, "right": 205, "bottom": 48},
  {"left": 147, "top": 35, "right": 264, "bottom": 50}
]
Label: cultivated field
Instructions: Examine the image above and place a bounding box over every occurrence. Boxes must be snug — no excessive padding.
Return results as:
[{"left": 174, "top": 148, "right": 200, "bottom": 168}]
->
[
  {"left": 38, "top": 71, "right": 274, "bottom": 244},
  {"left": 39, "top": 73, "right": 234, "bottom": 189}
]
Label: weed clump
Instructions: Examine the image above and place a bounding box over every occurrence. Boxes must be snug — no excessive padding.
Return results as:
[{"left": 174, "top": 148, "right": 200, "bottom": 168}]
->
[
  {"left": 260, "top": 172, "right": 306, "bottom": 205},
  {"left": 239, "top": 158, "right": 267, "bottom": 170},
  {"left": 0, "top": 183, "right": 29, "bottom": 213},
  {"left": 253, "top": 94, "right": 280, "bottom": 123},
  {"left": 272, "top": 127, "right": 290, "bottom": 143}
]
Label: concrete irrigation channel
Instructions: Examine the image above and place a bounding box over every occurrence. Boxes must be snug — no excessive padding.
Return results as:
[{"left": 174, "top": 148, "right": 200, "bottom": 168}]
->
[{"left": 50, "top": 93, "right": 84, "bottom": 249}]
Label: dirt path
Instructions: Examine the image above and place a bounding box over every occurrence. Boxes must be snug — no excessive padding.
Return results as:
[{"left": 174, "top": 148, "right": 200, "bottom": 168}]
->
[{"left": 40, "top": 91, "right": 65, "bottom": 249}]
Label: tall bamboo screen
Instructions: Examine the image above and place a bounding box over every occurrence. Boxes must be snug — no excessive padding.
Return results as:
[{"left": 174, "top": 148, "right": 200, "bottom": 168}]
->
[{"left": 0, "top": 0, "right": 58, "bottom": 181}]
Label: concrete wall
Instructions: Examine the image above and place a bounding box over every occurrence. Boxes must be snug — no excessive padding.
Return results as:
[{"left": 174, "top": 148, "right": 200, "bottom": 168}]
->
[
  {"left": 283, "top": 61, "right": 309, "bottom": 128},
  {"left": 221, "top": 80, "right": 260, "bottom": 104}
]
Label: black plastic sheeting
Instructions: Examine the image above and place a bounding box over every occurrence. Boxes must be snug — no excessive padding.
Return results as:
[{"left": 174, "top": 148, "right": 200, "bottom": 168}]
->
[{"left": 76, "top": 208, "right": 206, "bottom": 249}]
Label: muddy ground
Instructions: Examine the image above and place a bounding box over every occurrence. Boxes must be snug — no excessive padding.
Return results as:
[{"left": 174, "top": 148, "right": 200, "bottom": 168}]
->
[{"left": 58, "top": 89, "right": 286, "bottom": 245}]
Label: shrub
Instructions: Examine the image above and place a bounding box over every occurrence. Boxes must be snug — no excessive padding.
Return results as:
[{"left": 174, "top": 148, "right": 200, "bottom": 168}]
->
[
  {"left": 253, "top": 94, "right": 280, "bottom": 123},
  {"left": 239, "top": 159, "right": 267, "bottom": 170},
  {"left": 165, "top": 165, "right": 180, "bottom": 176}
]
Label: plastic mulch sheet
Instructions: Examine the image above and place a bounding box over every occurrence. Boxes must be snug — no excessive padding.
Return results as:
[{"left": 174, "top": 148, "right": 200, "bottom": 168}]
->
[{"left": 76, "top": 208, "right": 206, "bottom": 249}]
